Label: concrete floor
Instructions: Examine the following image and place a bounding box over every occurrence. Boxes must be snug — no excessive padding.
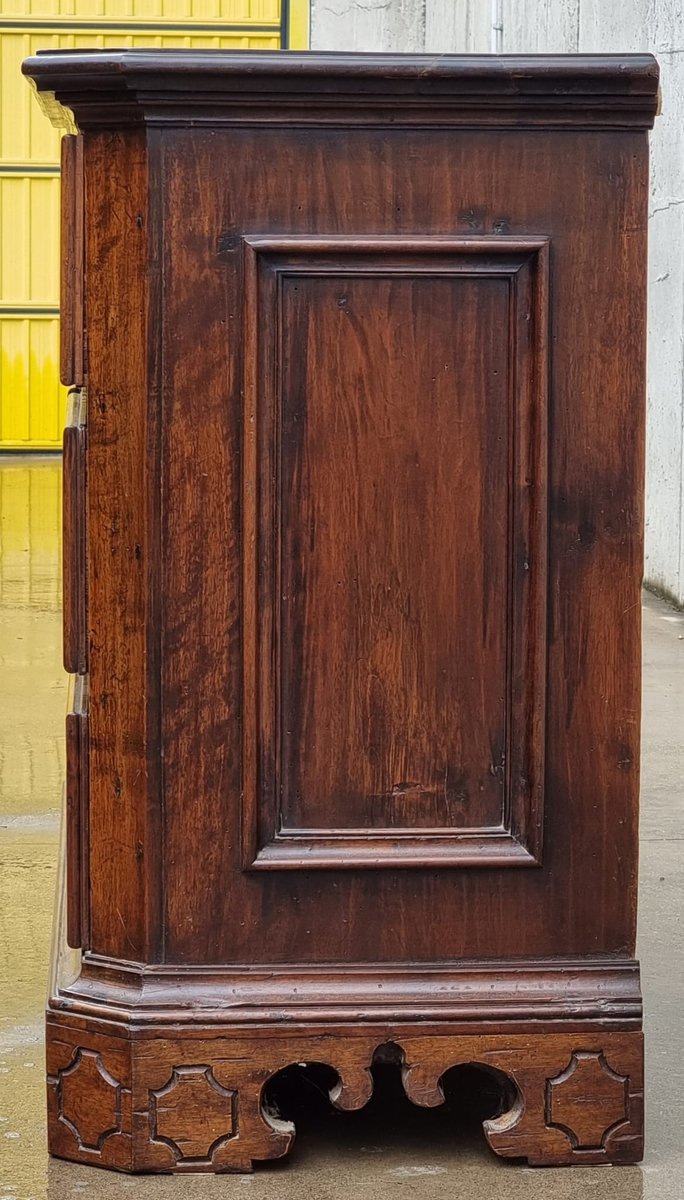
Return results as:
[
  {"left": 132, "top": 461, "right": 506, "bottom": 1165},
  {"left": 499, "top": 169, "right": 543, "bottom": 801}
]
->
[{"left": 0, "top": 457, "right": 682, "bottom": 1199}]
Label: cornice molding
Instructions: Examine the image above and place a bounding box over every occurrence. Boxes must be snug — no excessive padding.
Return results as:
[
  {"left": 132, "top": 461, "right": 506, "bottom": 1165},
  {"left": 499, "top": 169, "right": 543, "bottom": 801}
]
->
[{"left": 23, "top": 51, "right": 660, "bottom": 132}]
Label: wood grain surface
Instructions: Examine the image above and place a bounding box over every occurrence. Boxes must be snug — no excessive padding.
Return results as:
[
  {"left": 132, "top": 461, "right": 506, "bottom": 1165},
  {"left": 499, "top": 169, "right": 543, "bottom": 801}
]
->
[
  {"left": 243, "top": 236, "right": 548, "bottom": 870},
  {"left": 59, "top": 135, "right": 84, "bottom": 388},
  {"left": 157, "top": 121, "right": 647, "bottom": 965},
  {"left": 82, "top": 129, "right": 163, "bottom": 962}
]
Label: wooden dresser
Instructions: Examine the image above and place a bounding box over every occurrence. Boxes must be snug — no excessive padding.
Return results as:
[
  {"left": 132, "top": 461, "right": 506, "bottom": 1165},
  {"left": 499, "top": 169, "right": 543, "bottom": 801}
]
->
[{"left": 23, "top": 50, "right": 658, "bottom": 1173}]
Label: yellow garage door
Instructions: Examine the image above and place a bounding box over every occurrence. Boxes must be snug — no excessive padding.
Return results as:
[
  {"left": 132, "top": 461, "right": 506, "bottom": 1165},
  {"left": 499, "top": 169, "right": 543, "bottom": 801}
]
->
[{"left": 0, "top": 1, "right": 308, "bottom": 450}]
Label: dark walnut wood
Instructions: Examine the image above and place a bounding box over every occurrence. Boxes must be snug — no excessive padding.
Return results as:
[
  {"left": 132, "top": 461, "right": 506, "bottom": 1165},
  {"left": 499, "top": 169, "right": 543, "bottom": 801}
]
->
[
  {"left": 47, "top": 1024, "right": 644, "bottom": 1171},
  {"left": 23, "top": 50, "right": 658, "bottom": 1172},
  {"left": 59, "top": 135, "right": 85, "bottom": 389},
  {"left": 241, "top": 235, "right": 548, "bottom": 870}
]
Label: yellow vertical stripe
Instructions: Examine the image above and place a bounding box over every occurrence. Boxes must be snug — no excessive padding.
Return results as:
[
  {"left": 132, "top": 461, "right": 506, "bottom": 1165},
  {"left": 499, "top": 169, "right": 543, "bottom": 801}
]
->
[{"left": 288, "top": 0, "right": 309, "bottom": 48}]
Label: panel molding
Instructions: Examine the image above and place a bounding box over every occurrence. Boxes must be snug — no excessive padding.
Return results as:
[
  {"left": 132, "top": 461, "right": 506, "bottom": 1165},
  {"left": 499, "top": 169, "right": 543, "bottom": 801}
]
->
[
  {"left": 53, "top": 1048, "right": 123, "bottom": 1153},
  {"left": 241, "top": 234, "right": 549, "bottom": 870},
  {"left": 149, "top": 1066, "right": 237, "bottom": 1163},
  {"left": 546, "top": 1051, "right": 630, "bottom": 1151}
]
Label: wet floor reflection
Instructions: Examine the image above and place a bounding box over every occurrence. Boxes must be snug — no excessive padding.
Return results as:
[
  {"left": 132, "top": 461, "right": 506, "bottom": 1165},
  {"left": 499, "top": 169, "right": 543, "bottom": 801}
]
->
[
  {"left": 0, "top": 457, "right": 65, "bottom": 1200},
  {"left": 0, "top": 458, "right": 65, "bottom": 825}
]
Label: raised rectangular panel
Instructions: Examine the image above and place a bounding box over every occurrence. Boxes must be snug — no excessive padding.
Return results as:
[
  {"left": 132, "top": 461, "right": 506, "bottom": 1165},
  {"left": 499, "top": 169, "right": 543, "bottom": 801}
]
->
[{"left": 241, "top": 235, "right": 549, "bottom": 870}]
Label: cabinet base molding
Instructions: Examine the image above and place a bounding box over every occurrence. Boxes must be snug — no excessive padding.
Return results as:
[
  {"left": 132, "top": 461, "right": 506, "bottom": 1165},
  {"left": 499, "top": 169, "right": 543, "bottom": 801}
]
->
[{"left": 46, "top": 1015, "right": 643, "bottom": 1172}]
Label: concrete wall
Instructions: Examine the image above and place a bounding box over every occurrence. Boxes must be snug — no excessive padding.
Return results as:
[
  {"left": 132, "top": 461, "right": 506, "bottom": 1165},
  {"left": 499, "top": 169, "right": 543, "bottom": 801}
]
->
[
  {"left": 310, "top": 0, "right": 684, "bottom": 605},
  {"left": 501, "top": 1, "right": 684, "bottom": 604},
  {"left": 310, "top": 0, "right": 492, "bottom": 54}
]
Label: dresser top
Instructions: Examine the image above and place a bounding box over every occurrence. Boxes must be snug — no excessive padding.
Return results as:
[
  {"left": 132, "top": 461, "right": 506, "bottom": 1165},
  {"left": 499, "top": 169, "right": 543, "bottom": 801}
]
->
[{"left": 23, "top": 50, "right": 659, "bottom": 132}]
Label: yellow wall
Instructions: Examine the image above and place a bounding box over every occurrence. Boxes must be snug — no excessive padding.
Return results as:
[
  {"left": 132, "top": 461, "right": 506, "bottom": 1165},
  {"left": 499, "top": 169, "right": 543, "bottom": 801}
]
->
[{"left": 0, "top": 1, "right": 309, "bottom": 450}]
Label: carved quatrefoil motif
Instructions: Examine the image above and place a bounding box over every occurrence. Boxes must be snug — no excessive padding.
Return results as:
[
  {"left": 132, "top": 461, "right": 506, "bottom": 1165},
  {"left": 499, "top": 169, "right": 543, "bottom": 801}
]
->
[
  {"left": 546, "top": 1051, "right": 629, "bottom": 1150},
  {"left": 57, "top": 1048, "right": 123, "bottom": 1152},
  {"left": 150, "top": 1066, "right": 237, "bottom": 1162}
]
